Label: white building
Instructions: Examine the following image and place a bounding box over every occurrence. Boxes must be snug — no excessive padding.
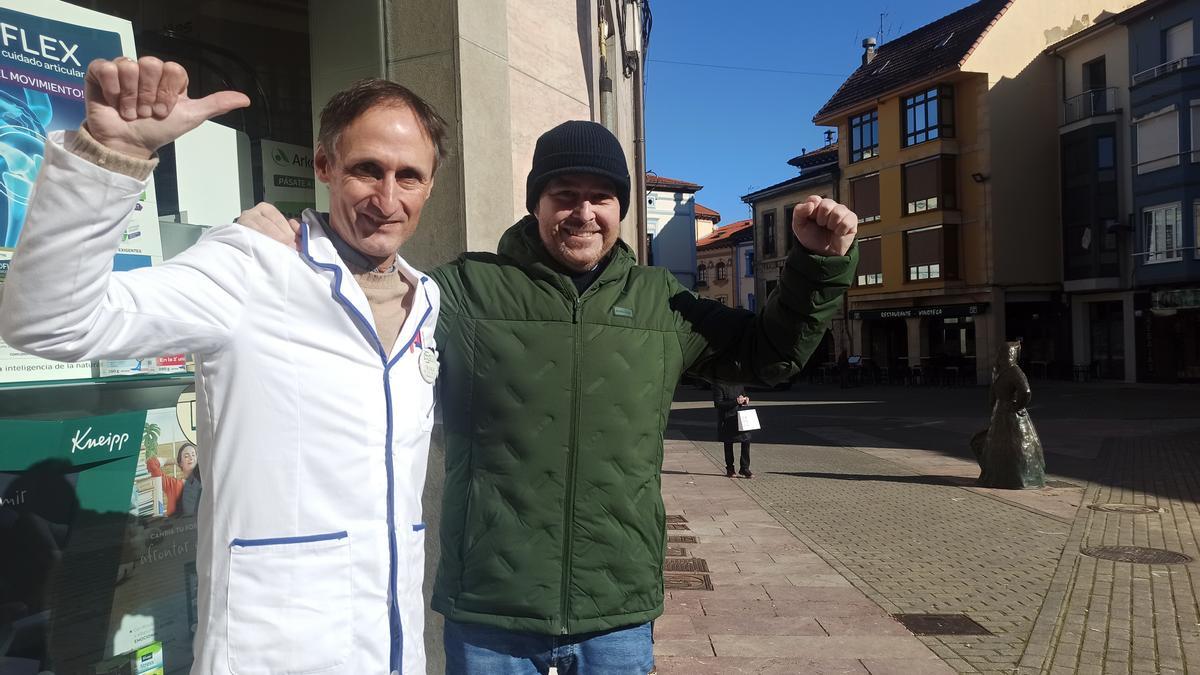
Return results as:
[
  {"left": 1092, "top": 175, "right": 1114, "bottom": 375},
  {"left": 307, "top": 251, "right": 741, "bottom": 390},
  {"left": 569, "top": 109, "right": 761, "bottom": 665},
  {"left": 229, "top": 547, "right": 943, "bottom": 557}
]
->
[{"left": 646, "top": 174, "right": 702, "bottom": 288}]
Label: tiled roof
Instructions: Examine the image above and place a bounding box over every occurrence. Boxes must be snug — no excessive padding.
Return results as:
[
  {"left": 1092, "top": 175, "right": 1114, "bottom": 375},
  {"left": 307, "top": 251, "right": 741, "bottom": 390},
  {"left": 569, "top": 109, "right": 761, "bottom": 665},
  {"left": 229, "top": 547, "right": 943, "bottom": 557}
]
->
[
  {"left": 697, "top": 219, "right": 753, "bottom": 250},
  {"left": 814, "top": 0, "right": 1010, "bottom": 121},
  {"left": 647, "top": 174, "right": 702, "bottom": 192},
  {"left": 695, "top": 203, "right": 721, "bottom": 222},
  {"left": 786, "top": 143, "right": 839, "bottom": 170}
]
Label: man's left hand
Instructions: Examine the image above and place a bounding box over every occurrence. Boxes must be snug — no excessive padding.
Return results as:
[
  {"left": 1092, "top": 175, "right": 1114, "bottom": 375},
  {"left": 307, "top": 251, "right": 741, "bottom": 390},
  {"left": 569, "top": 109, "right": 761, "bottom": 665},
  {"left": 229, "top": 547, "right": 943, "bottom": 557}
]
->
[{"left": 791, "top": 195, "right": 857, "bottom": 257}]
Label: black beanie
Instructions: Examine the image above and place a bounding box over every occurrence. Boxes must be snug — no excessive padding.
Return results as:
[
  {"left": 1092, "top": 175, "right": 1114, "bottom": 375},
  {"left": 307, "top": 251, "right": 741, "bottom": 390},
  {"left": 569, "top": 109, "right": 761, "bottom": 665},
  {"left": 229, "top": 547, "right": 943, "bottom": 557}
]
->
[{"left": 526, "top": 120, "right": 631, "bottom": 218}]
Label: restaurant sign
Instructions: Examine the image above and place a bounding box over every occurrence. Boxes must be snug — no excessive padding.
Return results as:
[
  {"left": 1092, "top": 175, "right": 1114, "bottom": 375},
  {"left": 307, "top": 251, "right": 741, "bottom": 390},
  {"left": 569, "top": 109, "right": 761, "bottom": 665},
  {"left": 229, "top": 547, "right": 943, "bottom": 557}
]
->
[{"left": 851, "top": 303, "right": 989, "bottom": 321}]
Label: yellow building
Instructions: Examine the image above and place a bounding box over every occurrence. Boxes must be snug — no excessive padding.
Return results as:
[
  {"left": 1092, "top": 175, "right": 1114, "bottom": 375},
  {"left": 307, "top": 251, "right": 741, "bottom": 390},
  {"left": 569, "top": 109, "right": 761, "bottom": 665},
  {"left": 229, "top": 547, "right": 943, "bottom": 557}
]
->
[{"left": 814, "top": 0, "right": 1142, "bottom": 384}]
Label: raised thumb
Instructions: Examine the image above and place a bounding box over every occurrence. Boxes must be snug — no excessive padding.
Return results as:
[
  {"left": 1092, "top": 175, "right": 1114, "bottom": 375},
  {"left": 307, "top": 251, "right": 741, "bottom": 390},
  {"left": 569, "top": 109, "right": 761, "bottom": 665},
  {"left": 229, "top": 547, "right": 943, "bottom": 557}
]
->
[{"left": 192, "top": 91, "right": 251, "bottom": 120}]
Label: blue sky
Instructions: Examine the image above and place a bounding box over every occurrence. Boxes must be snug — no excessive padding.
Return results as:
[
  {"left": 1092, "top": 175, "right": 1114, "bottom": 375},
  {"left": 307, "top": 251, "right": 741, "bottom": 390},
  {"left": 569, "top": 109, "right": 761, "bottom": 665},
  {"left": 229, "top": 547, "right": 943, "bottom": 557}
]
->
[{"left": 645, "top": 0, "right": 975, "bottom": 227}]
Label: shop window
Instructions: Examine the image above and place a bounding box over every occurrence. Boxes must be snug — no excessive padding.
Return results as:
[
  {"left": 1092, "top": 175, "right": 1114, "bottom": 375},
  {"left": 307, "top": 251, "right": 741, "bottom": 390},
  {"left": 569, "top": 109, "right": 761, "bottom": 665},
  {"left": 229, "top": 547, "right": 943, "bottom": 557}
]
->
[
  {"left": 762, "top": 210, "right": 777, "bottom": 257},
  {"left": 905, "top": 225, "right": 958, "bottom": 281},
  {"left": 850, "top": 109, "right": 878, "bottom": 162},
  {"left": 903, "top": 155, "right": 957, "bottom": 215},
  {"left": 1135, "top": 108, "right": 1179, "bottom": 174},
  {"left": 903, "top": 85, "right": 954, "bottom": 147},
  {"left": 1143, "top": 203, "right": 1182, "bottom": 263},
  {"left": 716, "top": 261, "right": 727, "bottom": 280},
  {"left": 850, "top": 173, "right": 880, "bottom": 223},
  {"left": 856, "top": 235, "right": 883, "bottom": 286}
]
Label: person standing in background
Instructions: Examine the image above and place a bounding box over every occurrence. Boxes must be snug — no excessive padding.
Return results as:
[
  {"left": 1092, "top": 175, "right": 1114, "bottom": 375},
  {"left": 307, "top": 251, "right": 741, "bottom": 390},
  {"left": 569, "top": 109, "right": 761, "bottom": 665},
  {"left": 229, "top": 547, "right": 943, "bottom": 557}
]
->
[{"left": 714, "top": 382, "right": 753, "bottom": 479}]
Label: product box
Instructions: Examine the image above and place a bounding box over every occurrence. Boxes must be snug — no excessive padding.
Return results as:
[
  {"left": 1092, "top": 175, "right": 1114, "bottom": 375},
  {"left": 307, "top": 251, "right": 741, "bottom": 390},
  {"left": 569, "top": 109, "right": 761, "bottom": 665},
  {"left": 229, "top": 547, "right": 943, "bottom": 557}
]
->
[{"left": 94, "top": 641, "right": 164, "bottom": 675}]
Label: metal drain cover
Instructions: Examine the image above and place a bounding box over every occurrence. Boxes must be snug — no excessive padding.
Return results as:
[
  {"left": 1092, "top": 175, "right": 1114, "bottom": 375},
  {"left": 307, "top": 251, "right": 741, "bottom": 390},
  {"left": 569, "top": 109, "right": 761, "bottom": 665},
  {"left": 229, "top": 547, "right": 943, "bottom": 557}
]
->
[
  {"left": 664, "top": 558, "right": 709, "bottom": 573},
  {"left": 666, "top": 515, "right": 688, "bottom": 524},
  {"left": 1088, "top": 503, "right": 1164, "bottom": 514},
  {"left": 1081, "top": 546, "right": 1192, "bottom": 564},
  {"left": 668, "top": 535, "right": 698, "bottom": 544},
  {"left": 666, "top": 546, "right": 688, "bottom": 557},
  {"left": 664, "top": 573, "right": 714, "bottom": 591},
  {"left": 892, "top": 614, "right": 992, "bottom": 636},
  {"left": 667, "top": 523, "right": 690, "bottom": 530}
]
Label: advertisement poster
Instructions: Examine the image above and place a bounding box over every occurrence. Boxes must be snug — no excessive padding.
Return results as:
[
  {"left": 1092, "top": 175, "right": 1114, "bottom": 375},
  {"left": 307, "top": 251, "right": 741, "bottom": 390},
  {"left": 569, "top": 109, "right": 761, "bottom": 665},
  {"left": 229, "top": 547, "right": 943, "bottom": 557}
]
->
[
  {"left": 0, "top": 1, "right": 162, "bottom": 259},
  {"left": 0, "top": 247, "right": 93, "bottom": 384},
  {"left": 260, "top": 139, "right": 316, "bottom": 218}
]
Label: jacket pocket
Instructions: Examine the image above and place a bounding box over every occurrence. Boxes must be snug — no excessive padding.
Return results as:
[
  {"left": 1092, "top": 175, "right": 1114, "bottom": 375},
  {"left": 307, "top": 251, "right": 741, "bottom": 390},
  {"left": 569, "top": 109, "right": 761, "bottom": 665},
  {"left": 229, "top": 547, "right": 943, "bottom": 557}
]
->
[{"left": 227, "top": 531, "right": 351, "bottom": 674}]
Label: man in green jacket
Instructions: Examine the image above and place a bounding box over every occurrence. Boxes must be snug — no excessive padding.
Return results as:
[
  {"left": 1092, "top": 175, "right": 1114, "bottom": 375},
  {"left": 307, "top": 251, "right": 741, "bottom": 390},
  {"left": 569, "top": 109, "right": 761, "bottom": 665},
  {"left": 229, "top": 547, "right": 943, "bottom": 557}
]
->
[{"left": 240, "top": 120, "right": 857, "bottom": 674}]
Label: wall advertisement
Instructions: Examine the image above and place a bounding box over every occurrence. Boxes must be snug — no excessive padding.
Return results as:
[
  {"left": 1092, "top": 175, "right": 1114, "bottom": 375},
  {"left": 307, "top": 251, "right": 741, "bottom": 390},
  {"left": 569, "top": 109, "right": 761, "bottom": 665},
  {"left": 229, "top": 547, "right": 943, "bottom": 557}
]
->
[
  {"left": 0, "top": 1, "right": 173, "bottom": 387},
  {"left": 259, "top": 139, "right": 316, "bottom": 219}
]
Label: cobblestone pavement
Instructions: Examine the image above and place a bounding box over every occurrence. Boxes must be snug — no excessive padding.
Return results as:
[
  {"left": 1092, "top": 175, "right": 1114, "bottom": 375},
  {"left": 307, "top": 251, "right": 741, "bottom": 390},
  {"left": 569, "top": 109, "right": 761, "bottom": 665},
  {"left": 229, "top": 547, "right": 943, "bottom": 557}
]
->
[
  {"left": 1019, "top": 433, "right": 1200, "bottom": 675},
  {"left": 690, "top": 428, "right": 1072, "bottom": 674}
]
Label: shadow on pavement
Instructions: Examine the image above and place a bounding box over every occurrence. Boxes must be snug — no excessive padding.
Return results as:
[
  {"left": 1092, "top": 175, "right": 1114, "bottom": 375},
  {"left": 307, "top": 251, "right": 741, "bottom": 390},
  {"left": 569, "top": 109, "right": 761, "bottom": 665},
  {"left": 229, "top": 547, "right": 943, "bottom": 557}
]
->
[{"left": 765, "top": 471, "right": 979, "bottom": 487}]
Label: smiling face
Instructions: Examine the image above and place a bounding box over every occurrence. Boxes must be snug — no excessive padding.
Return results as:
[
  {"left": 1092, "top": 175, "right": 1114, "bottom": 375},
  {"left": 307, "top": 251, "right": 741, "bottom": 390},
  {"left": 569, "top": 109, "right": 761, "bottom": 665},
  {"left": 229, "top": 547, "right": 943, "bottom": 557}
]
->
[
  {"left": 177, "top": 444, "right": 197, "bottom": 476},
  {"left": 315, "top": 104, "right": 437, "bottom": 269},
  {"left": 534, "top": 174, "right": 621, "bottom": 273}
]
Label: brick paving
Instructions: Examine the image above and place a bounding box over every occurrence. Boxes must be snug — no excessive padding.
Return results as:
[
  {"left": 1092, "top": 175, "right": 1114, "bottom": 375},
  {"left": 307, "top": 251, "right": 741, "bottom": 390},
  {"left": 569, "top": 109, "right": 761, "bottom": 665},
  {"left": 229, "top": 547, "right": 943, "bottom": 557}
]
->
[
  {"left": 1018, "top": 433, "right": 1200, "bottom": 675},
  {"left": 689, "top": 428, "right": 1069, "bottom": 674},
  {"left": 655, "top": 438, "right": 954, "bottom": 674}
]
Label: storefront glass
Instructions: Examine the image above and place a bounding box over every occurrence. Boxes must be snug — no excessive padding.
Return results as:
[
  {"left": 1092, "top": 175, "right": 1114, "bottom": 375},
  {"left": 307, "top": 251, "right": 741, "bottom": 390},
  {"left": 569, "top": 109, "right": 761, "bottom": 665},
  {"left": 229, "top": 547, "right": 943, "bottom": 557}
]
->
[{"left": 1, "top": 2, "right": 323, "bottom": 672}]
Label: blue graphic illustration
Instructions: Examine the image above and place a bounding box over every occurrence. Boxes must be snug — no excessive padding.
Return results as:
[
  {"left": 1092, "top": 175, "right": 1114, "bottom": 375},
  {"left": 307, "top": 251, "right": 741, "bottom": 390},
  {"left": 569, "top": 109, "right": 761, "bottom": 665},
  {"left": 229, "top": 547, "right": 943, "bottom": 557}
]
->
[
  {"left": 0, "top": 6, "right": 123, "bottom": 247},
  {"left": 0, "top": 87, "right": 50, "bottom": 247}
]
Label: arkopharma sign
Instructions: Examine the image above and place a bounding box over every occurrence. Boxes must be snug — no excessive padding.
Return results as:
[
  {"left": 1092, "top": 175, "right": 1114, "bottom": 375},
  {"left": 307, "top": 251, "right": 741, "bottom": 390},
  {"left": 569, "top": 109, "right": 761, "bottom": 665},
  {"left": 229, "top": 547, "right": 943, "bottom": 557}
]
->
[
  {"left": 850, "top": 303, "right": 989, "bottom": 321},
  {"left": 260, "top": 139, "right": 316, "bottom": 218}
]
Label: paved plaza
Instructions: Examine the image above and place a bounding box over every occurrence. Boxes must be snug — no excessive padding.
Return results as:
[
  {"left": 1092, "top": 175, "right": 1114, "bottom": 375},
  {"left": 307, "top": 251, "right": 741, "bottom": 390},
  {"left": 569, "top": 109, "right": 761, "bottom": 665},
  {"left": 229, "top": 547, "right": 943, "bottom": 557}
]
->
[{"left": 657, "top": 381, "right": 1200, "bottom": 674}]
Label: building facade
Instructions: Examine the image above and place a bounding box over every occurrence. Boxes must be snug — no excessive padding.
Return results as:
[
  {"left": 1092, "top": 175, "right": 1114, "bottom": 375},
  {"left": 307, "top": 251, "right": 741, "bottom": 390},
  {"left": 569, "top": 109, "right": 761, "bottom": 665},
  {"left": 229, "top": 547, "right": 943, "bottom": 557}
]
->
[
  {"left": 696, "top": 219, "right": 752, "bottom": 306},
  {"left": 646, "top": 175, "right": 702, "bottom": 288},
  {"left": 1047, "top": 8, "right": 1139, "bottom": 382},
  {"left": 695, "top": 202, "right": 720, "bottom": 239},
  {"left": 735, "top": 237, "right": 756, "bottom": 310},
  {"left": 1123, "top": 0, "right": 1200, "bottom": 382},
  {"left": 814, "top": 0, "right": 1140, "bottom": 384},
  {"left": 742, "top": 144, "right": 843, "bottom": 362}
]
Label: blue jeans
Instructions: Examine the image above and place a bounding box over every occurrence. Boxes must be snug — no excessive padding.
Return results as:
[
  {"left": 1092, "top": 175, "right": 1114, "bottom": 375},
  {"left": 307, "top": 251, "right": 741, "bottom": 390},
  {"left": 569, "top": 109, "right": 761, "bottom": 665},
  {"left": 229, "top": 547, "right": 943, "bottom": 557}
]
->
[{"left": 443, "top": 619, "right": 654, "bottom": 675}]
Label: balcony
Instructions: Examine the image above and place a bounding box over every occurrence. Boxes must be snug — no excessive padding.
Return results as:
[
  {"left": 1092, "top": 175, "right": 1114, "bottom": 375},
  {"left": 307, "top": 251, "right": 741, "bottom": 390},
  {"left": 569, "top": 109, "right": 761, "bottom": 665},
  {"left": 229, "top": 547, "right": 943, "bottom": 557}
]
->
[
  {"left": 1132, "top": 54, "right": 1198, "bottom": 86},
  {"left": 1063, "top": 88, "right": 1118, "bottom": 125}
]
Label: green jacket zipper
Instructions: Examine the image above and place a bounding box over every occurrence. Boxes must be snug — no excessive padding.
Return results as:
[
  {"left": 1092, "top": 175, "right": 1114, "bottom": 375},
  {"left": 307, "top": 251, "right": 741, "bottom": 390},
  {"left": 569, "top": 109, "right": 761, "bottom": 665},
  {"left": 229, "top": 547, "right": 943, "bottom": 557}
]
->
[{"left": 559, "top": 295, "right": 584, "bottom": 634}]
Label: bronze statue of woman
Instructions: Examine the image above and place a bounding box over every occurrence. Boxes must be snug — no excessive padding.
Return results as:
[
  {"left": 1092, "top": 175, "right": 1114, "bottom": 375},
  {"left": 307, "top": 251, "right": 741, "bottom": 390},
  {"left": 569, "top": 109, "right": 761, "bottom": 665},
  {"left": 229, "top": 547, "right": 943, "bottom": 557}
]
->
[{"left": 971, "top": 341, "right": 1046, "bottom": 489}]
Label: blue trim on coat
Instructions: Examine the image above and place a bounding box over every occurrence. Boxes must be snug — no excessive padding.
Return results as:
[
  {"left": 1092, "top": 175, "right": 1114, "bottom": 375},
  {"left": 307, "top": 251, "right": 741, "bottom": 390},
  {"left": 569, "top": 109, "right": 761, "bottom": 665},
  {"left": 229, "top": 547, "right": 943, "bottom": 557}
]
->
[
  {"left": 231, "top": 531, "right": 348, "bottom": 547},
  {"left": 298, "top": 220, "right": 434, "bottom": 672},
  {"left": 412, "top": 523, "right": 426, "bottom": 532}
]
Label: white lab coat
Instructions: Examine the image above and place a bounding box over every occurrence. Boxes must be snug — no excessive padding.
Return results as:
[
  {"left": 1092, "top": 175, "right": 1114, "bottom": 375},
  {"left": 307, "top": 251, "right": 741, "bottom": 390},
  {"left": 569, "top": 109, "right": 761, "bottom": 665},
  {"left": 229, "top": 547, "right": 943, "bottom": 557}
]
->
[{"left": 0, "top": 132, "right": 438, "bottom": 674}]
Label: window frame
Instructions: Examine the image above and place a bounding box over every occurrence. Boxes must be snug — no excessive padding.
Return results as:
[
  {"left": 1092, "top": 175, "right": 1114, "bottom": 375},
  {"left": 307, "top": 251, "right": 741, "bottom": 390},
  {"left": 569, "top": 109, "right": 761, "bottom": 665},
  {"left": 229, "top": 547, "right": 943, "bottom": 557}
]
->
[
  {"left": 1134, "top": 107, "right": 1180, "bottom": 174},
  {"left": 849, "top": 109, "right": 879, "bottom": 162},
  {"left": 762, "top": 209, "right": 777, "bottom": 257},
  {"left": 716, "top": 261, "right": 727, "bottom": 280},
  {"left": 744, "top": 249, "right": 754, "bottom": 276},
  {"left": 855, "top": 235, "right": 883, "bottom": 287},
  {"left": 905, "top": 225, "right": 947, "bottom": 282},
  {"left": 902, "top": 85, "right": 955, "bottom": 147},
  {"left": 697, "top": 263, "right": 708, "bottom": 283},
  {"left": 902, "top": 155, "right": 957, "bottom": 216},
  {"left": 849, "top": 172, "right": 881, "bottom": 223},
  {"left": 1142, "top": 202, "right": 1183, "bottom": 264}
]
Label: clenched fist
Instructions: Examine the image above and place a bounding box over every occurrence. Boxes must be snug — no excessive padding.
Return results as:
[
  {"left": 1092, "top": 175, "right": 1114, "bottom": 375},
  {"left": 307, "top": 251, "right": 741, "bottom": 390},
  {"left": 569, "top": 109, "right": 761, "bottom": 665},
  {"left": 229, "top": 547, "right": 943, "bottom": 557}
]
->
[
  {"left": 791, "top": 195, "right": 857, "bottom": 257},
  {"left": 84, "top": 56, "right": 250, "bottom": 158}
]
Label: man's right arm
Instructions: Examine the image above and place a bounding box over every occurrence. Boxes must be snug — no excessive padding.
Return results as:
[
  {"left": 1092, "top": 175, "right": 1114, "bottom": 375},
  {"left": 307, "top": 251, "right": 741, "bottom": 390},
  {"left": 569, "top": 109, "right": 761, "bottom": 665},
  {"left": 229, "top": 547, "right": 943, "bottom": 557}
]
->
[{"left": 0, "top": 57, "right": 252, "bottom": 362}]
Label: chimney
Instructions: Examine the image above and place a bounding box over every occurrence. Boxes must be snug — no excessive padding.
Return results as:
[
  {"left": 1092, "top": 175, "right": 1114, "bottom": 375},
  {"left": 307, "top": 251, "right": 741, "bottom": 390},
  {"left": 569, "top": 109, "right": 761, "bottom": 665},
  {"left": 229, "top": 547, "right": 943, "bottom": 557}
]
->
[
  {"left": 824, "top": 129, "right": 835, "bottom": 146},
  {"left": 862, "top": 37, "right": 877, "bottom": 65}
]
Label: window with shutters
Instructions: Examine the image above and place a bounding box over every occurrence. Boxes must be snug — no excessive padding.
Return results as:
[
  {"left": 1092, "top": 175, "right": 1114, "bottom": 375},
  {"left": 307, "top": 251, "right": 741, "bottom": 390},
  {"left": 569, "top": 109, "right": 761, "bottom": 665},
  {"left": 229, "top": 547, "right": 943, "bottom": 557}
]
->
[
  {"left": 1143, "top": 203, "right": 1182, "bottom": 263},
  {"left": 905, "top": 225, "right": 959, "bottom": 281},
  {"left": 850, "top": 173, "right": 880, "bottom": 223},
  {"left": 762, "top": 210, "right": 777, "bottom": 256},
  {"left": 855, "top": 236, "right": 883, "bottom": 286},
  {"left": 902, "top": 155, "right": 957, "bottom": 215},
  {"left": 1135, "top": 108, "right": 1180, "bottom": 174},
  {"left": 1164, "top": 20, "right": 1193, "bottom": 64}
]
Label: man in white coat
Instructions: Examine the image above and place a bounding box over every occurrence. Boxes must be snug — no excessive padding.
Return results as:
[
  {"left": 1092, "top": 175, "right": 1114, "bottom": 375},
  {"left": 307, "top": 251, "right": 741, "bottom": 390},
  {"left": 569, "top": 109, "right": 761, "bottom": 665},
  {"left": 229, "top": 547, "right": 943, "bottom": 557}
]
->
[{"left": 0, "top": 57, "right": 443, "bottom": 674}]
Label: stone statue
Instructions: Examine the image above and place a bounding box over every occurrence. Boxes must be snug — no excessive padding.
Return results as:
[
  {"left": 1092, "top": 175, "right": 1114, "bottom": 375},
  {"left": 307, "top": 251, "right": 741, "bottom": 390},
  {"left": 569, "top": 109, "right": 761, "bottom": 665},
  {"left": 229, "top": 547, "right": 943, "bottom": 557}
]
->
[{"left": 970, "top": 341, "right": 1046, "bottom": 489}]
